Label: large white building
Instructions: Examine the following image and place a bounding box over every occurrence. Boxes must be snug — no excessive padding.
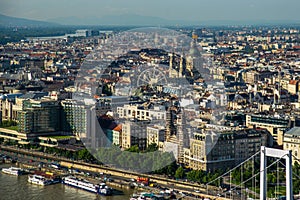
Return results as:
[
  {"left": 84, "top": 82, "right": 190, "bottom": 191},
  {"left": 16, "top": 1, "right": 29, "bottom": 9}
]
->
[{"left": 117, "top": 105, "right": 166, "bottom": 121}]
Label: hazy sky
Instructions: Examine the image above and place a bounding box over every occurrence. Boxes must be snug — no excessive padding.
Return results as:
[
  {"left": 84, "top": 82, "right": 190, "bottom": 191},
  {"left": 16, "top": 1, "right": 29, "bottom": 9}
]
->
[{"left": 1, "top": 0, "right": 300, "bottom": 21}]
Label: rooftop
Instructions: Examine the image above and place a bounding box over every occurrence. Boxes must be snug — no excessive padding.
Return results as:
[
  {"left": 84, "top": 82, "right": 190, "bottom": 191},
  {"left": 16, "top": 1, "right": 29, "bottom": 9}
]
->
[{"left": 285, "top": 127, "right": 300, "bottom": 137}]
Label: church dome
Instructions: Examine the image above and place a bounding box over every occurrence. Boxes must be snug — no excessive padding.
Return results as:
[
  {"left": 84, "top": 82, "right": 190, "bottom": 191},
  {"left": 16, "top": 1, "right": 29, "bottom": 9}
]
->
[{"left": 189, "top": 41, "right": 201, "bottom": 58}]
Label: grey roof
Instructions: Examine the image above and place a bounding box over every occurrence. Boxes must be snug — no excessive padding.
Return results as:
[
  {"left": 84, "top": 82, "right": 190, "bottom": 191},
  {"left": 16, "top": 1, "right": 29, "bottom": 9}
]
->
[
  {"left": 0, "top": 93, "right": 23, "bottom": 100},
  {"left": 285, "top": 127, "right": 300, "bottom": 136},
  {"left": 19, "top": 92, "right": 48, "bottom": 100}
]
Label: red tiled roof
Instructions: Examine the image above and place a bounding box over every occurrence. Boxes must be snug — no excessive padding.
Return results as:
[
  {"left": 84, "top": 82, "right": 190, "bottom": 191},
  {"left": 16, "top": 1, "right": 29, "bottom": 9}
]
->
[
  {"left": 113, "top": 124, "right": 122, "bottom": 132},
  {"left": 289, "top": 80, "right": 298, "bottom": 85}
]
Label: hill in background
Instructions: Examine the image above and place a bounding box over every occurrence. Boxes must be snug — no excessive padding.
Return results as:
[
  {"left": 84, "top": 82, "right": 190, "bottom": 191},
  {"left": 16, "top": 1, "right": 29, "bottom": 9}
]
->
[{"left": 0, "top": 14, "right": 59, "bottom": 27}]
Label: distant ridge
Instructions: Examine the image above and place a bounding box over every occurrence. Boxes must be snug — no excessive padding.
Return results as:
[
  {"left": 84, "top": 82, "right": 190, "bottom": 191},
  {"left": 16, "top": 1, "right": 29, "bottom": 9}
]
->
[
  {"left": 48, "top": 14, "right": 300, "bottom": 26},
  {"left": 47, "top": 14, "right": 183, "bottom": 26},
  {"left": 0, "top": 13, "right": 60, "bottom": 27},
  {"left": 0, "top": 13, "right": 299, "bottom": 27}
]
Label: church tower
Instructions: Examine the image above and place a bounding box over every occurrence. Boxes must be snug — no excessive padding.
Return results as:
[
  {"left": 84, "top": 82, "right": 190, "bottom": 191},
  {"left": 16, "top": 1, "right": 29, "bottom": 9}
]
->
[
  {"left": 186, "top": 31, "right": 202, "bottom": 76},
  {"left": 179, "top": 54, "right": 184, "bottom": 78},
  {"left": 169, "top": 53, "right": 174, "bottom": 78}
]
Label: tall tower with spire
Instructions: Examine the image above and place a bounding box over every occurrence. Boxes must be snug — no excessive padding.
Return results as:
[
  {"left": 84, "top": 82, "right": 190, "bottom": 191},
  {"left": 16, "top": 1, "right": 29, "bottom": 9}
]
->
[
  {"left": 186, "top": 31, "right": 202, "bottom": 77},
  {"left": 278, "top": 68, "right": 282, "bottom": 104},
  {"left": 179, "top": 54, "right": 184, "bottom": 78},
  {"left": 169, "top": 53, "right": 173, "bottom": 78}
]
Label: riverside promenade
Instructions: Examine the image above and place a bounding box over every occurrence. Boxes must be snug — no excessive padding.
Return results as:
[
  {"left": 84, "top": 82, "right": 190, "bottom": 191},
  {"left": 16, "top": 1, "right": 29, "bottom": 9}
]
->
[{"left": 0, "top": 145, "right": 228, "bottom": 200}]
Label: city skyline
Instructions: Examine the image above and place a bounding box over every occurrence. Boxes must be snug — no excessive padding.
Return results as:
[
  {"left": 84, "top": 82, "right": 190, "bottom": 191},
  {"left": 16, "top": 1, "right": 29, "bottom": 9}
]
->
[
  {"left": 0, "top": 9, "right": 300, "bottom": 198},
  {"left": 1, "top": 0, "right": 300, "bottom": 25}
]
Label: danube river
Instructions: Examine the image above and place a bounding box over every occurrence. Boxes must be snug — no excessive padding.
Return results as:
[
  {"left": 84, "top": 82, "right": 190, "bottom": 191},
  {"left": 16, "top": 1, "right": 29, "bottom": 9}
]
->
[{"left": 0, "top": 165, "right": 133, "bottom": 200}]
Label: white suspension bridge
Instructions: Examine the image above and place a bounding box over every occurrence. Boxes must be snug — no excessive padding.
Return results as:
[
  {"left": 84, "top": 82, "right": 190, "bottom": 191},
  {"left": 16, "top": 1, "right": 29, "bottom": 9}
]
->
[{"left": 205, "top": 146, "right": 300, "bottom": 200}]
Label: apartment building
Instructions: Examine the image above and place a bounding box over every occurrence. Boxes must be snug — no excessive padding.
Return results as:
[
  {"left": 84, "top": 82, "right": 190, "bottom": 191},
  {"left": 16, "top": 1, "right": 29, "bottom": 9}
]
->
[
  {"left": 185, "top": 129, "right": 268, "bottom": 172},
  {"left": 146, "top": 125, "right": 165, "bottom": 147},
  {"left": 246, "top": 114, "right": 290, "bottom": 145},
  {"left": 117, "top": 104, "right": 166, "bottom": 121},
  {"left": 121, "top": 120, "right": 150, "bottom": 150},
  {"left": 283, "top": 127, "right": 300, "bottom": 164}
]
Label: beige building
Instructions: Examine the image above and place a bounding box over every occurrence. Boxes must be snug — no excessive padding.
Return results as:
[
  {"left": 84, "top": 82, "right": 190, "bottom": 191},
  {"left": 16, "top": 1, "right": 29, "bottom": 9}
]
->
[
  {"left": 243, "top": 71, "right": 259, "bottom": 84},
  {"left": 283, "top": 127, "right": 300, "bottom": 164},
  {"left": 288, "top": 80, "right": 298, "bottom": 95},
  {"left": 146, "top": 125, "right": 165, "bottom": 147},
  {"left": 121, "top": 120, "right": 150, "bottom": 150},
  {"left": 186, "top": 130, "right": 235, "bottom": 172},
  {"left": 185, "top": 129, "right": 268, "bottom": 172},
  {"left": 0, "top": 98, "right": 15, "bottom": 121},
  {"left": 0, "top": 93, "right": 23, "bottom": 121}
]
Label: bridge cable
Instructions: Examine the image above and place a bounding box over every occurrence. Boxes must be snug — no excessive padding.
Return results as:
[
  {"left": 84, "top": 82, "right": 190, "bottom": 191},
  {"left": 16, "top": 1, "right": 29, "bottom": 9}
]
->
[
  {"left": 206, "top": 150, "right": 260, "bottom": 187},
  {"left": 223, "top": 153, "right": 288, "bottom": 198}
]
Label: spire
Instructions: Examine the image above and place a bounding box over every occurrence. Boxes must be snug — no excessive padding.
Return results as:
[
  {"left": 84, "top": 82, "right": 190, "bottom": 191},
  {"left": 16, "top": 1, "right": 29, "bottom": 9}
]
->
[
  {"left": 179, "top": 54, "right": 184, "bottom": 78},
  {"left": 278, "top": 68, "right": 282, "bottom": 104},
  {"left": 169, "top": 53, "right": 173, "bottom": 78}
]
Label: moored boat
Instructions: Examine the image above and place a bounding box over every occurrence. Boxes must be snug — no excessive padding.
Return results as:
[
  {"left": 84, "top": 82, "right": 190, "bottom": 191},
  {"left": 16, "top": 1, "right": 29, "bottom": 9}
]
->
[
  {"left": 28, "top": 174, "right": 53, "bottom": 186},
  {"left": 1, "top": 167, "right": 25, "bottom": 176},
  {"left": 62, "top": 176, "right": 112, "bottom": 195}
]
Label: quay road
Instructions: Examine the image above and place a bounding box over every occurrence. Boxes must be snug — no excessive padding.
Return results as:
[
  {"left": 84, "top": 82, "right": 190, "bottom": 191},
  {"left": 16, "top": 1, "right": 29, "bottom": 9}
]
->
[{"left": 0, "top": 145, "right": 229, "bottom": 200}]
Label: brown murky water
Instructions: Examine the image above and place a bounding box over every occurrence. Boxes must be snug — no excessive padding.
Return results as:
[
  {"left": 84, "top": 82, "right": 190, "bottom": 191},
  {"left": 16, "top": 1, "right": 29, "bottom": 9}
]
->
[{"left": 0, "top": 165, "right": 133, "bottom": 200}]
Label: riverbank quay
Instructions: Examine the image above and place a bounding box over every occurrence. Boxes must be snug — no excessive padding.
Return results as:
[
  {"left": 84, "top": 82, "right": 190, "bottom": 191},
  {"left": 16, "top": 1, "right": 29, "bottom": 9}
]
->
[{"left": 0, "top": 145, "right": 229, "bottom": 200}]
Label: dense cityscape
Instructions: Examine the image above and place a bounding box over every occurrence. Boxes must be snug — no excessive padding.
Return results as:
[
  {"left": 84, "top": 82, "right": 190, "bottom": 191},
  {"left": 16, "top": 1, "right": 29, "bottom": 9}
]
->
[{"left": 0, "top": 1, "right": 300, "bottom": 197}]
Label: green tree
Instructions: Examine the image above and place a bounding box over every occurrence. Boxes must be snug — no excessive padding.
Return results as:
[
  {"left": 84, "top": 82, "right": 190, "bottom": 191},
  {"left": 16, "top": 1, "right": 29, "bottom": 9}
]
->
[
  {"left": 267, "top": 173, "right": 276, "bottom": 184},
  {"left": 187, "top": 170, "right": 197, "bottom": 182},
  {"left": 126, "top": 145, "right": 140, "bottom": 153},
  {"left": 0, "top": 120, "right": 17, "bottom": 128},
  {"left": 195, "top": 170, "right": 205, "bottom": 182},
  {"left": 175, "top": 166, "right": 185, "bottom": 179},
  {"left": 166, "top": 162, "right": 177, "bottom": 176},
  {"left": 202, "top": 175, "right": 207, "bottom": 183},
  {"left": 145, "top": 143, "right": 158, "bottom": 152},
  {"left": 77, "top": 149, "right": 93, "bottom": 160}
]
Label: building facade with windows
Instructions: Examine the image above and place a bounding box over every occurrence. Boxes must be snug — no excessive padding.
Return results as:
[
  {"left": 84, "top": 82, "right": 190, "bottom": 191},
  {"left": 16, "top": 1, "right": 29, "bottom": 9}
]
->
[
  {"left": 61, "top": 99, "right": 88, "bottom": 137},
  {"left": 283, "top": 127, "right": 300, "bottom": 164},
  {"left": 117, "top": 105, "right": 166, "bottom": 121},
  {"left": 184, "top": 129, "right": 269, "bottom": 172},
  {"left": 121, "top": 120, "right": 150, "bottom": 150},
  {"left": 246, "top": 114, "right": 290, "bottom": 145},
  {"left": 146, "top": 125, "right": 165, "bottom": 147},
  {"left": 18, "top": 98, "right": 60, "bottom": 134}
]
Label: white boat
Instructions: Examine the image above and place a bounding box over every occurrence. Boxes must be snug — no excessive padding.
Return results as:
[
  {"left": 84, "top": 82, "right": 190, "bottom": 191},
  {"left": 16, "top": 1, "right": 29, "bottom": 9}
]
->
[
  {"left": 130, "top": 192, "right": 168, "bottom": 200},
  {"left": 28, "top": 174, "right": 52, "bottom": 186},
  {"left": 1, "top": 167, "right": 24, "bottom": 176},
  {"left": 62, "top": 176, "right": 112, "bottom": 195}
]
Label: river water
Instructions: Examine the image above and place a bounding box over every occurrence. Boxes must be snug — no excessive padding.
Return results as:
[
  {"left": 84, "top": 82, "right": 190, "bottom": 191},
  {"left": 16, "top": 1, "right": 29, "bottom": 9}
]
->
[{"left": 0, "top": 165, "right": 133, "bottom": 200}]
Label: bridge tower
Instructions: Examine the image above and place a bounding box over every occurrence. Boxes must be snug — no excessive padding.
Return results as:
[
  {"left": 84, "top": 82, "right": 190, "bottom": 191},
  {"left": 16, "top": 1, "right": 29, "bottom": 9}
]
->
[{"left": 260, "top": 146, "right": 293, "bottom": 200}]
